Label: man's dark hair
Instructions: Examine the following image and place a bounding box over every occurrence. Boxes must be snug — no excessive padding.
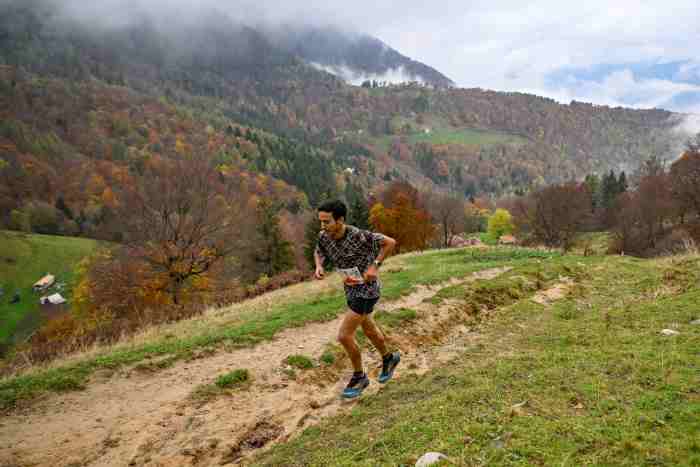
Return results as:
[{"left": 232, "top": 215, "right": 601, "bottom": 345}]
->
[{"left": 318, "top": 200, "right": 347, "bottom": 221}]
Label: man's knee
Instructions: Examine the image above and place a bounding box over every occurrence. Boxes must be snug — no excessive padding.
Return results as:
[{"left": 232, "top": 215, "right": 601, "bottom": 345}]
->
[
  {"left": 362, "top": 320, "right": 381, "bottom": 338},
  {"left": 337, "top": 331, "right": 354, "bottom": 346}
]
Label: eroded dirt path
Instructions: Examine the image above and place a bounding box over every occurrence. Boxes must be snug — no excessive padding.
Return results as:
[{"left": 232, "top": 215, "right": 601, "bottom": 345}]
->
[{"left": 0, "top": 268, "right": 512, "bottom": 467}]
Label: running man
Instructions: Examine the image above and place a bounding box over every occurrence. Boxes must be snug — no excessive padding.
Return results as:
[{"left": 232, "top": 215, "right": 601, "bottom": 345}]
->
[{"left": 314, "top": 200, "right": 401, "bottom": 398}]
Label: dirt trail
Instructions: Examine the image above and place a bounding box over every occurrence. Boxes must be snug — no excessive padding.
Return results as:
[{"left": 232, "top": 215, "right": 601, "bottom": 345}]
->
[{"left": 0, "top": 268, "right": 510, "bottom": 467}]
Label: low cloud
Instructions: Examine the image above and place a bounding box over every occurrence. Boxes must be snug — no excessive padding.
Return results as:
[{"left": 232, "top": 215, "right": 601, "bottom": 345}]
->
[
  {"left": 309, "top": 63, "right": 425, "bottom": 86},
  {"left": 27, "top": 0, "right": 700, "bottom": 113}
]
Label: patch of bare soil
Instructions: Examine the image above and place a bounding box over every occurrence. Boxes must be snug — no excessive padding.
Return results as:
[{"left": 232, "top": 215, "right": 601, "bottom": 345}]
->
[
  {"left": 0, "top": 268, "right": 510, "bottom": 467},
  {"left": 531, "top": 277, "right": 574, "bottom": 305}
]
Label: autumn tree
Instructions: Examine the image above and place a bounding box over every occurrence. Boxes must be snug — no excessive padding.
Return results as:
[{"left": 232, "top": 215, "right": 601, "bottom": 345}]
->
[
  {"left": 427, "top": 192, "right": 464, "bottom": 247},
  {"left": 636, "top": 173, "right": 672, "bottom": 249},
  {"left": 370, "top": 182, "right": 435, "bottom": 253},
  {"left": 609, "top": 192, "right": 641, "bottom": 254},
  {"left": 523, "top": 183, "right": 591, "bottom": 251},
  {"left": 487, "top": 208, "right": 514, "bottom": 240},
  {"left": 669, "top": 149, "right": 700, "bottom": 223},
  {"left": 117, "top": 155, "right": 241, "bottom": 305}
]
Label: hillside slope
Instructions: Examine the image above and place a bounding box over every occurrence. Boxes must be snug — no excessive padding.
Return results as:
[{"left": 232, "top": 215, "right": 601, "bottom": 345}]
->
[
  {"left": 0, "top": 231, "right": 98, "bottom": 352},
  {"left": 1, "top": 246, "right": 697, "bottom": 466},
  {"left": 0, "top": 0, "right": 685, "bottom": 200}
]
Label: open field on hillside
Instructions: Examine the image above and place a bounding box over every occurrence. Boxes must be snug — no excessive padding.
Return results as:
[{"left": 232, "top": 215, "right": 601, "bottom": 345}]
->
[
  {"left": 407, "top": 127, "right": 528, "bottom": 147},
  {"left": 0, "top": 247, "right": 556, "bottom": 410},
  {"left": 251, "top": 252, "right": 700, "bottom": 467},
  {"left": 0, "top": 231, "right": 99, "bottom": 351},
  {"left": 1, "top": 246, "right": 697, "bottom": 467}
]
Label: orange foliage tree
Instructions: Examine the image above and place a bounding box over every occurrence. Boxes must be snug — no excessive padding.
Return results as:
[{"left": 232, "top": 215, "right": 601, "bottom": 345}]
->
[{"left": 369, "top": 182, "right": 435, "bottom": 253}]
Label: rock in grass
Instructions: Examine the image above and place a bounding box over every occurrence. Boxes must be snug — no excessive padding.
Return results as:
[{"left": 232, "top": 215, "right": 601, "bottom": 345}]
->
[
  {"left": 415, "top": 452, "right": 448, "bottom": 466},
  {"left": 660, "top": 329, "right": 680, "bottom": 336},
  {"left": 691, "top": 319, "right": 700, "bottom": 325}
]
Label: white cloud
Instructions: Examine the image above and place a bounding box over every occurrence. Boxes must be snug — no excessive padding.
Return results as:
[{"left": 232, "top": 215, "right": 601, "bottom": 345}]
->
[
  {"left": 47, "top": 0, "right": 700, "bottom": 112},
  {"left": 309, "top": 63, "right": 425, "bottom": 86}
]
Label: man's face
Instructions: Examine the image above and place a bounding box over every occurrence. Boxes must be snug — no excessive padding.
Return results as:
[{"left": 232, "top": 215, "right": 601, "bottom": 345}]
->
[{"left": 319, "top": 211, "right": 343, "bottom": 237}]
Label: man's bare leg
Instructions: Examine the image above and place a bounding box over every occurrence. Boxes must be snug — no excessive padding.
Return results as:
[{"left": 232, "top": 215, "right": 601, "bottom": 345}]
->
[
  {"left": 360, "top": 314, "right": 388, "bottom": 356},
  {"left": 337, "top": 310, "right": 365, "bottom": 372}
]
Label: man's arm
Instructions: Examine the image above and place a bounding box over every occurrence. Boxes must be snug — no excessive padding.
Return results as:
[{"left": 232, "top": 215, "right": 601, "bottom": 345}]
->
[
  {"left": 375, "top": 235, "right": 396, "bottom": 265},
  {"left": 364, "top": 234, "right": 396, "bottom": 282},
  {"left": 314, "top": 244, "right": 326, "bottom": 280}
]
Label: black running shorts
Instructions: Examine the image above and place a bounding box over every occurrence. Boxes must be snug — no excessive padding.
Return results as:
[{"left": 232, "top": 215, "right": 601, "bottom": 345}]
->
[{"left": 347, "top": 296, "right": 379, "bottom": 315}]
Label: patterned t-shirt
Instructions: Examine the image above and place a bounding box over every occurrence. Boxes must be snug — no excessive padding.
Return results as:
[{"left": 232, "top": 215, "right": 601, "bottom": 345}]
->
[{"left": 315, "top": 225, "right": 385, "bottom": 299}]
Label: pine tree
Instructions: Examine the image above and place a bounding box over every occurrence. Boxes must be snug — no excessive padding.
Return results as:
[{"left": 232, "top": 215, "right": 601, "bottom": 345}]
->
[
  {"left": 303, "top": 215, "right": 322, "bottom": 270},
  {"left": 255, "top": 199, "right": 294, "bottom": 277},
  {"left": 584, "top": 174, "right": 600, "bottom": 211},
  {"left": 55, "top": 195, "right": 73, "bottom": 219},
  {"left": 344, "top": 180, "right": 370, "bottom": 229},
  {"left": 617, "top": 171, "right": 628, "bottom": 194},
  {"left": 600, "top": 170, "right": 618, "bottom": 209}
]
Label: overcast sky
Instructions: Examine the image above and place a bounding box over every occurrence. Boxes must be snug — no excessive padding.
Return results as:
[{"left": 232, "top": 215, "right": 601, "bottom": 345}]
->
[{"left": 58, "top": 0, "right": 700, "bottom": 116}]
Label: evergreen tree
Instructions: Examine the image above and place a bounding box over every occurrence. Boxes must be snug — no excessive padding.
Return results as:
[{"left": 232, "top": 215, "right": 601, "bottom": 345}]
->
[
  {"left": 303, "top": 214, "right": 322, "bottom": 270},
  {"left": 254, "top": 199, "right": 294, "bottom": 277},
  {"left": 55, "top": 195, "right": 73, "bottom": 219},
  {"left": 617, "top": 171, "right": 628, "bottom": 193},
  {"left": 600, "top": 170, "right": 618, "bottom": 210},
  {"left": 344, "top": 180, "right": 370, "bottom": 229},
  {"left": 584, "top": 174, "right": 600, "bottom": 211}
]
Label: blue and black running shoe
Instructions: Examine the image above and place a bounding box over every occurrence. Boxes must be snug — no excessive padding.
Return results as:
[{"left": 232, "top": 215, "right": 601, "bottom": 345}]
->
[
  {"left": 378, "top": 351, "right": 401, "bottom": 383},
  {"left": 342, "top": 372, "right": 370, "bottom": 399}
]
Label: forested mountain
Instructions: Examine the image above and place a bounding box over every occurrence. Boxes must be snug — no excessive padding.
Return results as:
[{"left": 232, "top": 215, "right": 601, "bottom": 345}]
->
[
  {"left": 0, "top": 0, "right": 685, "bottom": 214},
  {"left": 268, "top": 25, "right": 455, "bottom": 87}
]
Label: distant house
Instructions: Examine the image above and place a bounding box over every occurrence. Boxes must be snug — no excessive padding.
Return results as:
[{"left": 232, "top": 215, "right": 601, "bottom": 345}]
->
[
  {"left": 499, "top": 234, "right": 517, "bottom": 245},
  {"left": 33, "top": 274, "right": 55, "bottom": 292},
  {"left": 449, "top": 235, "right": 483, "bottom": 248},
  {"left": 40, "top": 293, "right": 66, "bottom": 305}
]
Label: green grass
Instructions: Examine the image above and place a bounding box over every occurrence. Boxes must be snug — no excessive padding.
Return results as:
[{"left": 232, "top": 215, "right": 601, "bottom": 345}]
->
[
  {"left": 0, "top": 247, "right": 523, "bottom": 409},
  {"left": 376, "top": 308, "right": 418, "bottom": 328},
  {"left": 320, "top": 350, "right": 336, "bottom": 366},
  {"left": 252, "top": 255, "right": 700, "bottom": 466},
  {"left": 0, "top": 247, "right": 649, "bottom": 412},
  {"left": 0, "top": 231, "right": 99, "bottom": 349},
  {"left": 406, "top": 127, "right": 527, "bottom": 147},
  {"left": 285, "top": 354, "right": 315, "bottom": 370},
  {"left": 215, "top": 369, "right": 250, "bottom": 388},
  {"left": 360, "top": 126, "right": 527, "bottom": 155},
  {"left": 191, "top": 369, "right": 251, "bottom": 401}
]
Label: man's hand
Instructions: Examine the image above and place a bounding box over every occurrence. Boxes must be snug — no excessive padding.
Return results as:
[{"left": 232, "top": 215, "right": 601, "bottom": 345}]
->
[
  {"left": 314, "top": 266, "right": 325, "bottom": 280},
  {"left": 363, "top": 264, "right": 378, "bottom": 283},
  {"left": 343, "top": 276, "right": 363, "bottom": 286}
]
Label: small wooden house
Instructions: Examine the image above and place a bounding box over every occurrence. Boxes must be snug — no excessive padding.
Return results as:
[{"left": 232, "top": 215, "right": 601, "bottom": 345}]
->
[
  {"left": 33, "top": 274, "right": 55, "bottom": 292},
  {"left": 499, "top": 234, "right": 517, "bottom": 245}
]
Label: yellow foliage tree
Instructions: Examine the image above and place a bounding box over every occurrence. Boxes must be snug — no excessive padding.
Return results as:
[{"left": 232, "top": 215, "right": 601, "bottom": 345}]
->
[{"left": 488, "top": 208, "right": 514, "bottom": 240}]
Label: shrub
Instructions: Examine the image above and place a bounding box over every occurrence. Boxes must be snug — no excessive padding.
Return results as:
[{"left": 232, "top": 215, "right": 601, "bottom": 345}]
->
[
  {"left": 215, "top": 369, "right": 250, "bottom": 388},
  {"left": 284, "top": 354, "right": 314, "bottom": 370}
]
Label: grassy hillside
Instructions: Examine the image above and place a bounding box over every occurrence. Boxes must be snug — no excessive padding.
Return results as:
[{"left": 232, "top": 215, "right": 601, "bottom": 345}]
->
[
  {"left": 251, "top": 251, "right": 700, "bottom": 466},
  {"left": 368, "top": 126, "right": 527, "bottom": 153},
  {"left": 0, "top": 245, "right": 697, "bottom": 465},
  {"left": 0, "top": 231, "right": 99, "bottom": 350}
]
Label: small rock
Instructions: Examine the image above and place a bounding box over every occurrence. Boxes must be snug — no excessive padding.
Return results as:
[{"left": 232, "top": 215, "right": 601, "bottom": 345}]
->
[
  {"left": 509, "top": 401, "right": 528, "bottom": 417},
  {"left": 691, "top": 319, "right": 700, "bottom": 325},
  {"left": 660, "top": 329, "right": 680, "bottom": 336},
  {"left": 297, "top": 345, "right": 304, "bottom": 349},
  {"left": 415, "top": 452, "right": 448, "bottom": 467}
]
